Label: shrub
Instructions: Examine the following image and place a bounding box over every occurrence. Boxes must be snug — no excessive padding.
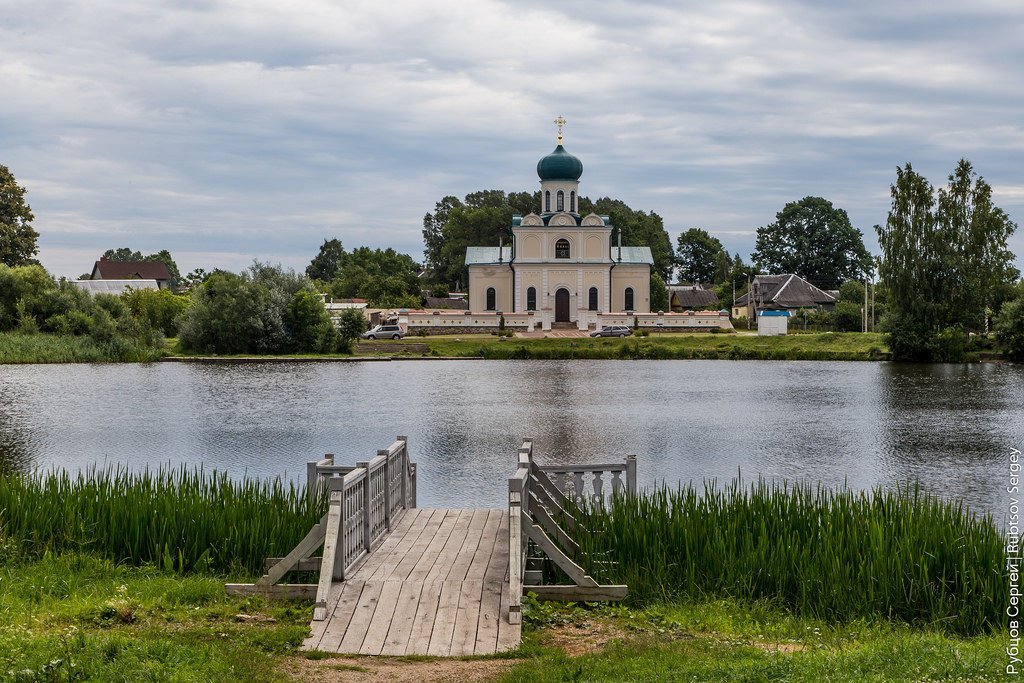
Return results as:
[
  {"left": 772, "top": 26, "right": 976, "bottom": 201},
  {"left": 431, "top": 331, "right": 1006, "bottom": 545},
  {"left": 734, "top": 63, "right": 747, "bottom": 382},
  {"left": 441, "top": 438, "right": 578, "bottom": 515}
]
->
[
  {"left": 995, "top": 296, "right": 1024, "bottom": 361},
  {"left": 123, "top": 288, "right": 191, "bottom": 337},
  {"left": 284, "top": 288, "right": 338, "bottom": 353},
  {"left": 833, "top": 300, "right": 862, "bottom": 332}
]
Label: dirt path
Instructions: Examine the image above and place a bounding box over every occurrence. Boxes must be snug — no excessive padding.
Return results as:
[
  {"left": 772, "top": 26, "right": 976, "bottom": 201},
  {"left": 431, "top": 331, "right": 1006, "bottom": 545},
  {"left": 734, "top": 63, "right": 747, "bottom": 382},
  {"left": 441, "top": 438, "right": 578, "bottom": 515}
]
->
[{"left": 284, "top": 655, "right": 514, "bottom": 682}]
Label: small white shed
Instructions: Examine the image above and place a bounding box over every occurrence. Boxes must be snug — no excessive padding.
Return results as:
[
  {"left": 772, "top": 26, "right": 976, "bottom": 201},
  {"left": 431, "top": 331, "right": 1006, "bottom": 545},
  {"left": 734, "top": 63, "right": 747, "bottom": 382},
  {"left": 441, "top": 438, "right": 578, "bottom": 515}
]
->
[{"left": 757, "top": 310, "right": 790, "bottom": 336}]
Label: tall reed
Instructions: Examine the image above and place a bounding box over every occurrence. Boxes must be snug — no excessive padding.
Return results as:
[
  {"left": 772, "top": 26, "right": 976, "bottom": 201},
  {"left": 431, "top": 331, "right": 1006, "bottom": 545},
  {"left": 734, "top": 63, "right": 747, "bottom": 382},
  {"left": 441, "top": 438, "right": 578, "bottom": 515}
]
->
[
  {"left": 0, "top": 466, "right": 323, "bottom": 576},
  {"left": 572, "top": 480, "right": 1006, "bottom": 636}
]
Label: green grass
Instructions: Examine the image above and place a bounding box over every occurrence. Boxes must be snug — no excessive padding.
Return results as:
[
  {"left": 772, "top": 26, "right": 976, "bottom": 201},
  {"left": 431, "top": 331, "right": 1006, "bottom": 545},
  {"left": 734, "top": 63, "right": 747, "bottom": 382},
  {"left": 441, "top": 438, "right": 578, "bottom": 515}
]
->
[
  {"left": 0, "top": 467, "right": 324, "bottom": 574},
  {"left": 353, "top": 332, "right": 890, "bottom": 361},
  {"left": 0, "top": 332, "right": 165, "bottom": 363},
  {"left": 569, "top": 480, "right": 1006, "bottom": 636},
  {"left": 503, "top": 600, "right": 1004, "bottom": 682},
  {"left": 0, "top": 550, "right": 310, "bottom": 682}
]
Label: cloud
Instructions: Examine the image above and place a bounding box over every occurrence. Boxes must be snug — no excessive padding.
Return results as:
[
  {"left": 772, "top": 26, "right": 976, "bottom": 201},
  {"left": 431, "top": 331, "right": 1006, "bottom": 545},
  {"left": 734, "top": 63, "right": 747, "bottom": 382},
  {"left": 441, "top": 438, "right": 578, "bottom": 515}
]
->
[{"left": 2, "top": 0, "right": 1023, "bottom": 277}]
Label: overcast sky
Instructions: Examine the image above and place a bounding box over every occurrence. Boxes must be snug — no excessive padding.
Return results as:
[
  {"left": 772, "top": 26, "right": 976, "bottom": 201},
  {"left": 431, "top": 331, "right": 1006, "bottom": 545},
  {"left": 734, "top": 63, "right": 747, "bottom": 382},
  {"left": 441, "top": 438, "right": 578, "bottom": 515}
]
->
[{"left": 3, "top": 0, "right": 1024, "bottom": 279}]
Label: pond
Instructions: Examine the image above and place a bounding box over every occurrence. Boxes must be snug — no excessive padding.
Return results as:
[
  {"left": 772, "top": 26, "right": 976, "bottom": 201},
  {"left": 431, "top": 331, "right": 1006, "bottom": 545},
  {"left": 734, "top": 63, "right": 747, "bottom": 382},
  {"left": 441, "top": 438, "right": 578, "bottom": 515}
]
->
[{"left": 0, "top": 360, "right": 1020, "bottom": 521}]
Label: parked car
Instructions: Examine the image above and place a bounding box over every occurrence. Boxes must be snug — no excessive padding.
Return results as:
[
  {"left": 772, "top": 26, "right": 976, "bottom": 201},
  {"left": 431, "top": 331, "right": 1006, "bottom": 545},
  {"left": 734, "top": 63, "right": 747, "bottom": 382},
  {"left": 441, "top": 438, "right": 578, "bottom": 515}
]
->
[
  {"left": 590, "top": 325, "right": 633, "bottom": 338},
  {"left": 361, "top": 324, "right": 404, "bottom": 340}
]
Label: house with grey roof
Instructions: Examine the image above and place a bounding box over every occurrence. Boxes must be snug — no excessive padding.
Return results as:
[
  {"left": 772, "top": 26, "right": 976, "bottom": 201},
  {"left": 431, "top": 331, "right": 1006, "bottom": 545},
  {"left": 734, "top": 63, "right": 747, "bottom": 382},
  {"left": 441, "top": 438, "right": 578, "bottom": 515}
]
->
[{"left": 732, "top": 274, "right": 837, "bottom": 318}]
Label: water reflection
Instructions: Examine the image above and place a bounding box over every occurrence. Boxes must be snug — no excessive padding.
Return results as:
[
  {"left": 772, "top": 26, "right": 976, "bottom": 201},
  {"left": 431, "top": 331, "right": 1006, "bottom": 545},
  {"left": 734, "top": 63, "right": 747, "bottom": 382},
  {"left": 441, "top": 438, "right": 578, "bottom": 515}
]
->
[{"left": 0, "top": 360, "right": 1020, "bottom": 517}]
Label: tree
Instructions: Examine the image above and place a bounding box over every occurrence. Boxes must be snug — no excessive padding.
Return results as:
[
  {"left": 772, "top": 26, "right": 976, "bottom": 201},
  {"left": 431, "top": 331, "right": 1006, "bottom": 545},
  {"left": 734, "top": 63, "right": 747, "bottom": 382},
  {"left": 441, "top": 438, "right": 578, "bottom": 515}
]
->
[
  {"left": 329, "top": 246, "right": 421, "bottom": 307},
  {"left": 285, "top": 288, "right": 338, "bottom": 353},
  {"left": 995, "top": 295, "right": 1024, "bottom": 361},
  {"left": 584, "top": 197, "right": 675, "bottom": 281},
  {"left": 0, "top": 164, "right": 39, "bottom": 266},
  {"left": 650, "top": 273, "right": 669, "bottom": 312},
  {"left": 753, "top": 197, "right": 870, "bottom": 289},
  {"left": 306, "top": 238, "right": 344, "bottom": 282},
  {"left": 675, "top": 228, "right": 728, "bottom": 284},
  {"left": 877, "top": 160, "right": 1018, "bottom": 360}
]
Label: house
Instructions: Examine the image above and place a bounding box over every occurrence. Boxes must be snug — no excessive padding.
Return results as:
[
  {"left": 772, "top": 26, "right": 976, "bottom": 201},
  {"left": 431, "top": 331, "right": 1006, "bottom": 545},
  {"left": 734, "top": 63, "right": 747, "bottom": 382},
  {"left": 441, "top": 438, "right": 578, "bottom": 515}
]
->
[
  {"left": 732, "top": 274, "right": 836, "bottom": 318},
  {"left": 465, "top": 123, "right": 653, "bottom": 331},
  {"left": 669, "top": 284, "right": 719, "bottom": 312},
  {"left": 90, "top": 257, "right": 173, "bottom": 290}
]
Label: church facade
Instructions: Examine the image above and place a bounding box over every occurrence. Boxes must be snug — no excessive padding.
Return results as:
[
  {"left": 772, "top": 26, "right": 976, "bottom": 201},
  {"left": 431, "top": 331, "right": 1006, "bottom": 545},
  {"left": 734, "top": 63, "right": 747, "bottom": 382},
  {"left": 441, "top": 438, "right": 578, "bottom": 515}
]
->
[{"left": 465, "top": 131, "right": 653, "bottom": 330}]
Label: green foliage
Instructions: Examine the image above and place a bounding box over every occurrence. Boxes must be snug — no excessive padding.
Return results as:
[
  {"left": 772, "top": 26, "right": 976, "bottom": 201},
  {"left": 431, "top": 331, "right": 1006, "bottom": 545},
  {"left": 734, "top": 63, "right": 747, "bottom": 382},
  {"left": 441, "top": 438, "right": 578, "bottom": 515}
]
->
[
  {"left": 0, "top": 467, "right": 323, "bottom": 575},
  {"left": 878, "top": 160, "right": 1018, "bottom": 359},
  {"left": 995, "top": 295, "right": 1024, "bottom": 360},
  {"left": 306, "top": 238, "right": 344, "bottom": 281},
  {"left": 284, "top": 288, "right": 338, "bottom": 353},
  {"left": 649, "top": 274, "right": 669, "bottom": 312},
  {"left": 754, "top": 197, "right": 870, "bottom": 290},
  {"left": 584, "top": 197, "right": 674, "bottom": 281},
  {"left": 573, "top": 480, "right": 1005, "bottom": 636},
  {"left": 0, "top": 263, "right": 52, "bottom": 330},
  {"left": 328, "top": 246, "right": 421, "bottom": 307},
  {"left": 675, "top": 228, "right": 728, "bottom": 284},
  {"left": 833, "top": 300, "right": 862, "bottom": 332},
  {"left": 337, "top": 308, "right": 368, "bottom": 345},
  {"left": 0, "top": 333, "right": 164, "bottom": 363},
  {"left": 122, "top": 288, "right": 190, "bottom": 337},
  {"left": 431, "top": 283, "right": 450, "bottom": 298},
  {"left": 0, "top": 164, "right": 39, "bottom": 266}
]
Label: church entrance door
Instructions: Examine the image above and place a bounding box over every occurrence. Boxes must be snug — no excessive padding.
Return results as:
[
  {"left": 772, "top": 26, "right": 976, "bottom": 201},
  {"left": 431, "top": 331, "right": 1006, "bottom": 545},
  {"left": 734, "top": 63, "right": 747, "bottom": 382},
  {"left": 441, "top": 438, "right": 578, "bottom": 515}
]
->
[{"left": 555, "top": 288, "right": 570, "bottom": 322}]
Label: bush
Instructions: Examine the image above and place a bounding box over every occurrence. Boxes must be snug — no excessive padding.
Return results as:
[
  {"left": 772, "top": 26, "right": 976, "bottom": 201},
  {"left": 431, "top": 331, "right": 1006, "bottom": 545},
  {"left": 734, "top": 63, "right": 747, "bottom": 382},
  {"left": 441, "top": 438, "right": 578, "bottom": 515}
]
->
[
  {"left": 995, "top": 296, "right": 1024, "bottom": 361},
  {"left": 284, "top": 288, "right": 338, "bottom": 353},
  {"left": 123, "top": 288, "right": 191, "bottom": 337},
  {"left": 834, "top": 300, "right": 862, "bottom": 332},
  {"left": 337, "top": 308, "right": 367, "bottom": 349}
]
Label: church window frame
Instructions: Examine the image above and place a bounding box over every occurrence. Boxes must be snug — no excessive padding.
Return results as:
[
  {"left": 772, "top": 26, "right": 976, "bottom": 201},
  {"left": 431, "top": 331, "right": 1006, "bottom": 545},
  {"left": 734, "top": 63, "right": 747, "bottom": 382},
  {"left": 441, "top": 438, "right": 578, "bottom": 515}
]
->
[
  {"left": 625, "top": 287, "right": 635, "bottom": 311},
  {"left": 544, "top": 191, "right": 551, "bottom": 212},
  {"left": 486, "top": 287, "right": 496, "bottom": 311},
  {"left": 570, "top": 190, "right": 576, "bottom": 212},
  {"left": 526, "top": 287, "right": 537, "bottom": 311},
  {"left": 557, "top": 190, "right": 564, "bottom": 211},
  {"left": 588, "top": 286, "right": 598, "bottom": 311},
  {"left": 555, "top": 238, "right": 570, "bottom": 259}
]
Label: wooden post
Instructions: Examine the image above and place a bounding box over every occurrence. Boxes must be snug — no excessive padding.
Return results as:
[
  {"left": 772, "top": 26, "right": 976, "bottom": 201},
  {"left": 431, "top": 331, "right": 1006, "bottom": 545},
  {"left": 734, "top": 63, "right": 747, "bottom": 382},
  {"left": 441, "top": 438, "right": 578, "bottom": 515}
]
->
[
  {"left": 398, "top": 435, "right": 408, "bottom": 510},
  {"left": 626, "top": 454, "right": 637, "bottom": 494},
  {"left": 378, "top": 449, "right": 392, "bottom": 530},
  {"left": 357, "top": 460, "right": 371, "bottom": 552},
  {"left": 508, "top": 466, "right": 525, "bottom": 625},
  {"left": 307, "top": 453, "right": 333, "bottom": 506}
]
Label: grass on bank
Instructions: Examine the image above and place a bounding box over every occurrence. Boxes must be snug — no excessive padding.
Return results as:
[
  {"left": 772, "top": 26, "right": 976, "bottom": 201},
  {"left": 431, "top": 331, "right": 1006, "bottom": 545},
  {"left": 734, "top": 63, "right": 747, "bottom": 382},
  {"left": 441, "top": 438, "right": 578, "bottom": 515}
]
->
[{"left": 0, "top": 332, "right": 164, "bottom": 364}]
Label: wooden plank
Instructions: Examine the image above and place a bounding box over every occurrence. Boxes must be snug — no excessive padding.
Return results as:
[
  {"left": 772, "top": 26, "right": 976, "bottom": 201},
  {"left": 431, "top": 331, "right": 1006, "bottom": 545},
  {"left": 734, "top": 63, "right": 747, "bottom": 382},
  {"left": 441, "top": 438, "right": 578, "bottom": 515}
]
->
[
  {"left": 525, "top": 519, "right": 597, "bottom": 587},
  {"left": 529, "top": 494, "right": 580, "bottom": 558},
  {"left": 313, "top": 491, "right": 344, "bottom": 620},
  {"left": 449, "top": 579, "right": 484, "bottom": 657},
  {"left": 483, "top": 512, "right": 510, "bottom": 585},
  {"left": 264, "top": 556, "right": 322, "bottom": 573},
  {"left": 358, "top": 580, "right": 404, "bottom": 655},
  {"left": 380, "top": 581, "right": 423, "bottom": 655},
  {"left": 316, "top": 580, "right": 367, "bottom": 652},
  {"left": 256, "top": 509, "right": 328, "bottom": 586},
  {"left": 426, "top": 581, "right": 462, "bottom": 657},
  {"left": 466, "top": 509, "right": 502, "bottom": 583},
  {"left": 337, "top": 581, "right": 384, "bottom": 653},
  {"left": 496, "top": 578, "right": 521, "bottom": 652},
  {"left": 302, "top": 581, "right": 344, "bottom": 650},
  {"left": 389, "top": 509, "right": 447, "bottom": 581},
  {"left": 407, "top": 509, "right": 465, "bottom": 582},
  {"left": 225, "top": 583, "right": 317, "bottom": 599},
  {"left": 445, "top": 509, "right": 490, "bottom": 582},
  {"left": 527, "top": 584, "right": 629, "bottom": 602},
  {"left": 405, "top": 580, "right": 443, "bottom": 655},
  {"left": 360, "top": 507, "right": 431, "bottom": 581},
  {"left": 474, "top": 580, "right": 502, "bottom": 655},
  {"left": 429, "top": 510, "right": 475, "bottom": 580}
]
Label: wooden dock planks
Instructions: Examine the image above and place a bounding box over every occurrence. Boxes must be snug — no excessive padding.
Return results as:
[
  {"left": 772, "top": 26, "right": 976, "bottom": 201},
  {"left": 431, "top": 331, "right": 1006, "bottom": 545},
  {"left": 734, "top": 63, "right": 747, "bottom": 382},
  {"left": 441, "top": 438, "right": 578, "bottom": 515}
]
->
[{"left": 300, "top": 508, "right": 516, "bottom": 657}]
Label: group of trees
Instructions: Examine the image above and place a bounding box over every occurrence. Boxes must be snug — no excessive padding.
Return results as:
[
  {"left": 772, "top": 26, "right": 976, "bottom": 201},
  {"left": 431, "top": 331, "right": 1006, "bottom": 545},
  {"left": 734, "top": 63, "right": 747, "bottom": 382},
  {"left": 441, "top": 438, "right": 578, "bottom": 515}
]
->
[
  {"left": 306, "top": 239, "right": 420, "bottom": 308},
  {"left": 879, "top": 160, "right": 1020, "bottom": 360},
  {"left": 1, "top": 164, "right": 39, "bottom": 267}
]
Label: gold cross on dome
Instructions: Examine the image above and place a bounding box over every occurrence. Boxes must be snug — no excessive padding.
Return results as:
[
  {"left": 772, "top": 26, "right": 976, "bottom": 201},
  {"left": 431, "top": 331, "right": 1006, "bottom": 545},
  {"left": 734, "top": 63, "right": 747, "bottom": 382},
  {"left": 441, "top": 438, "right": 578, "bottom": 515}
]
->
[{"left": 554, "top": 115, "right": 566, "bottom": 143}]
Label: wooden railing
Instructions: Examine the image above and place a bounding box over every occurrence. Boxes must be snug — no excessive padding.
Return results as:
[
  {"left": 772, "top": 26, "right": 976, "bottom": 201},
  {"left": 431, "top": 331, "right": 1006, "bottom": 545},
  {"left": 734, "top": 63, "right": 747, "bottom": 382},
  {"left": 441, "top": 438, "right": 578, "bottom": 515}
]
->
[
  {"left": 507, "top": 440, "right": 634, "bottom": 624},
  {"left": 227, "top": 436, "right": 417, "bottom": 619}
]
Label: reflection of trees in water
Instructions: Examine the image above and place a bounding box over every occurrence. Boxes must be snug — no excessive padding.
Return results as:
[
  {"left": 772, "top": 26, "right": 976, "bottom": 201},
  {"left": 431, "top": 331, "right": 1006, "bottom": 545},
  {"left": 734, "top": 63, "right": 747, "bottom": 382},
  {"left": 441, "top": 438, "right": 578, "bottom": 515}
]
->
[
  {"left": 0, "top": 386, "right": 35, "bottom": 472},
  {"left": 876, "top": 362, "right": 1023, "bottom": 519}
]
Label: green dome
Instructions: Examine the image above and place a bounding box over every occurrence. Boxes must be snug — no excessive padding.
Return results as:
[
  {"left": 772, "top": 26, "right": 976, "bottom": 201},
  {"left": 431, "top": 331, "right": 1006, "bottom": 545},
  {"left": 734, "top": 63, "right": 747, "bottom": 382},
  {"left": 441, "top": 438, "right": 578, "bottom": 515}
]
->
[{"left": 537, "top": 145, "right": 583, "bottom": 181}]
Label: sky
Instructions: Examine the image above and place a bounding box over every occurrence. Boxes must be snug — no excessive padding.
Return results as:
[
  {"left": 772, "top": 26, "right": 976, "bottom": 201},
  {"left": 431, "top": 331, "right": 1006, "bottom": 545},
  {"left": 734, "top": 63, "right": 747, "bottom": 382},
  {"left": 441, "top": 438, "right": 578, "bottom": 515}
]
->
[{"left": 3, "top": 0, "right": 1024, "bottom": 279}]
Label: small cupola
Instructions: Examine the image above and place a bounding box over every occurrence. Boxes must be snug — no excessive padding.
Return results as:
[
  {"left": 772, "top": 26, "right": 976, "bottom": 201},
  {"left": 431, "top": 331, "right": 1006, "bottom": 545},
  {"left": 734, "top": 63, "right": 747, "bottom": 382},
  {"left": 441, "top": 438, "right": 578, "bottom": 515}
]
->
[{"left": 537, "top": 115, "right": 582, "bottom": 215}]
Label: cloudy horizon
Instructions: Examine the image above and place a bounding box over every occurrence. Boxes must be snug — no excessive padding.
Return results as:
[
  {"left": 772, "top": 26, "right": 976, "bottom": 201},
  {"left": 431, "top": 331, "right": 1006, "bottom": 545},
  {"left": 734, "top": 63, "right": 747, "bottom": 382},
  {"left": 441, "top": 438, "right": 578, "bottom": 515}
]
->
[{"left": 3, "top": 0, "right": 1023, "bottom": 280}]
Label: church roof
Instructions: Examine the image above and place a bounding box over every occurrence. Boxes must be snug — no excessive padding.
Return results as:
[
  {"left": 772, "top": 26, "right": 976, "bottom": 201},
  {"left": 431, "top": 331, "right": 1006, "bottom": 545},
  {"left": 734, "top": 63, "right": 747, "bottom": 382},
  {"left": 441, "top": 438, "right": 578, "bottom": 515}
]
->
[
  {"left": 613, "top": 247, "right": 654, "bottom": 264},
  {"left": 537, "top": 144, "right": 583, "bottom": 181},
  {"left": 465, "top": 247, "right": 512, "bottom": 265}
]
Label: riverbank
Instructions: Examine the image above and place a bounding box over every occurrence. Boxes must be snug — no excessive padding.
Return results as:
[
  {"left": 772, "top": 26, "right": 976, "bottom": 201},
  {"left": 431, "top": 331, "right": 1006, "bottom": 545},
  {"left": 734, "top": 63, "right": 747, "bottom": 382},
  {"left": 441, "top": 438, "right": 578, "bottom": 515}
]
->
[
  {"left": 0, "top": 332, "right": 164, "bottom": 364},
  {"left": 0, "top": 553, "right": 1002, "bottom": 681}
]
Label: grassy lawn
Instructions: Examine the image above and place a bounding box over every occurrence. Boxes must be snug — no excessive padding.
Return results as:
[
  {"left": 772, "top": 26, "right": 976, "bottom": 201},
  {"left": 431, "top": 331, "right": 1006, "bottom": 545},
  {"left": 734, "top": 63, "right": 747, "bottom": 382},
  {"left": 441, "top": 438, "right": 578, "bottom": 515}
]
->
[{"left": 0, "top": 554, "right": 1002, "bottom": 681}]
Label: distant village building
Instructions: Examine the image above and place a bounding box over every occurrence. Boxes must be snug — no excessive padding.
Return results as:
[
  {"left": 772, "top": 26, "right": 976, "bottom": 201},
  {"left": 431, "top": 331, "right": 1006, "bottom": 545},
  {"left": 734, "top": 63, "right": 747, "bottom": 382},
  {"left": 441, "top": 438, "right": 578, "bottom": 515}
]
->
[
  {"left": 757, "top": 310, "right": 790, "bottom": 336},
  {"left": 669, "top": 284, "right": 719, "bottom": 311},
  {"left": 732, "top": 274, "right": 836, "bottom": 319},
  {"left": 90, "top": 257, "right": 173, "bottom": 290},
  {"left": 72, "top": 279, "right": 161, "bottom": 295},
  {"left": 465, "top": 119, "right": 653, "bottom": 331}
]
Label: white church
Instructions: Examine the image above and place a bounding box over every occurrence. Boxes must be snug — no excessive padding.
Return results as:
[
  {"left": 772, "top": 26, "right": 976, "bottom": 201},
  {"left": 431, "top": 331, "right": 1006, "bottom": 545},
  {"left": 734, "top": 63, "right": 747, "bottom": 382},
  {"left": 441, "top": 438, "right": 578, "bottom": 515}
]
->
[{"left": 464, "top": 121, "right": 653, "bottom": 328}]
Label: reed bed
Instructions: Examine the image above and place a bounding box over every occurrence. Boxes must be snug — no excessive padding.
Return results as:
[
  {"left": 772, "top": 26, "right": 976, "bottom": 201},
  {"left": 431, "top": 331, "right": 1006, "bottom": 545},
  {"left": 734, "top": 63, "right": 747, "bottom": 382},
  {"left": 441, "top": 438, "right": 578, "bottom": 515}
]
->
[
  {"left": 572, "top": 480, "right": 1006, "bottom": 636},
  {"left": 0, "top": 332, "right": 163, "bottom": 363},
  {"left": 0, "top": 466, "right": 323, "bottom": 575}
]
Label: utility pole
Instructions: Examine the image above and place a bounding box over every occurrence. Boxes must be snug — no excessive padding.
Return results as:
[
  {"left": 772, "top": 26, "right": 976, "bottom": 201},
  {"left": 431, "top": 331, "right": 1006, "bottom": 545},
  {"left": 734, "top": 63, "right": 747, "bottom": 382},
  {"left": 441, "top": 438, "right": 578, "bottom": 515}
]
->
[{"left": 863, "top": 269, "right": 868, "bottom": 333}]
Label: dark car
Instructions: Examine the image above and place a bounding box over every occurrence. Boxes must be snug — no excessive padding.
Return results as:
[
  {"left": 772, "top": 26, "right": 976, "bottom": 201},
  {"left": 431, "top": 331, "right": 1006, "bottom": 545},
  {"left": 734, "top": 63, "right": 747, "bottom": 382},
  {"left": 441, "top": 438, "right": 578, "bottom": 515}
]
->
[
  {"left": 590, "top": 325, "right": 632, "bottom": 338},
  {"left": 361, "top": 324, "right": 404, "bottom": 340}
]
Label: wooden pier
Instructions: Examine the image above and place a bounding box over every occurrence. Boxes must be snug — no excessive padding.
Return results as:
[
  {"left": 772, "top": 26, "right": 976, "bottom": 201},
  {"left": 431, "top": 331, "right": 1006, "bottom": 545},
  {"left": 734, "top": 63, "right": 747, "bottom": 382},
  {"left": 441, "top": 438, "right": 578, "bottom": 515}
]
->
[{"left": 227, "top": 437, "right": 634, "bottom": 657}]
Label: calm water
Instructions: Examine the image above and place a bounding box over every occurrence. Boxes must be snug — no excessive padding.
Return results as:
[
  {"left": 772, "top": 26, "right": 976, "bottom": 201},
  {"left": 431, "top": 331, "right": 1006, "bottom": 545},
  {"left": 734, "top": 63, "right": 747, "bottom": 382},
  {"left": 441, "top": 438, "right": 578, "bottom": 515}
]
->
[{"left": 0, "top": 360, "right": 1021, "bottom": 520}]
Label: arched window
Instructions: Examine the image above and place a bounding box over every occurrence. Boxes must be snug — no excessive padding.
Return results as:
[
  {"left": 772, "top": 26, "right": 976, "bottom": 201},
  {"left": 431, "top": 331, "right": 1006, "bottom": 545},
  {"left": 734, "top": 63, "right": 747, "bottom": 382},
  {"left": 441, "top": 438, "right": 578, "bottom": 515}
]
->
[
  {"left": 624, "top": 287, "right": 634, "bottom": 311},
  {"left": 544, "top": 191, "right": 550, "bottom": 212},
  {"left": 570, "top": 191, "right": 576, "bottom": 213},
  {"left": 588, "top": 286, "right": 598, "bottom": 311},
  {"left": 486, "top": 287, "right": 496, "bottom": 311},
  {"left": 555, "top": 239, "right": 570, "bottom": 259},
  {"left": 556, "top": 190, "right": 564, "bottom": 211},
  {"left": 526, "top": 287, "right": 537, "bottom": 311}
]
